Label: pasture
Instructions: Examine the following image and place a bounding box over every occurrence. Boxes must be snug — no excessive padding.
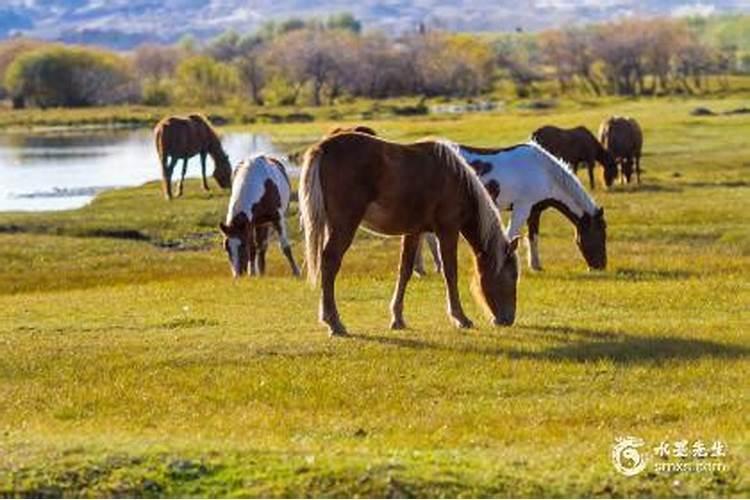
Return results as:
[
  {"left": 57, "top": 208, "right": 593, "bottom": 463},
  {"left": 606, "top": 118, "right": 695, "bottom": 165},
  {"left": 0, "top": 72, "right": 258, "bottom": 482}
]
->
[{"left": 0, "top": 97, "right": 748, "bottom": 497}]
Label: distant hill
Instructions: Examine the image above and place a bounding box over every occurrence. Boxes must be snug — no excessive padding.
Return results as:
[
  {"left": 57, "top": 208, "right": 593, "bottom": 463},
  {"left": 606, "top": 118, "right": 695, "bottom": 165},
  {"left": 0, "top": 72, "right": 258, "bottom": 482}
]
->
[{"left": 1, "top": 0, "right": 749, "bottom": 49}]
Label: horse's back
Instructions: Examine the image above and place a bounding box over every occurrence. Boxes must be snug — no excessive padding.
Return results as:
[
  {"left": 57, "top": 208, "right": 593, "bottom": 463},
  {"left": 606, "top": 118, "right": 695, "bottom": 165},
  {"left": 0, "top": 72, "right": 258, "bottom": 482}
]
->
[
  {"left": 462, "top": 144, "right": 554, "bottom": 208},
  {"left": 228, "top": 155, "right": 290, "bottom": 224}
]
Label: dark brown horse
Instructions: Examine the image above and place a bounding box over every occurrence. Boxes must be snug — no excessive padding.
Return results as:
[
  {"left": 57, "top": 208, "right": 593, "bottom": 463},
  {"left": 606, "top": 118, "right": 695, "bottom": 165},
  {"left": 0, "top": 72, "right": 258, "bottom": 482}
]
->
[
  {"left": 299, "top": 132, "right": 520, "bottom": 337},
  {"left": 531, "top": 125, "right": 618, "bottom": 189},
  {"left": 154, "top": 114, "right": 233, "bottom": 199},
  {"left": 598, "top": 117, "right": 643, "bottom": 184}
]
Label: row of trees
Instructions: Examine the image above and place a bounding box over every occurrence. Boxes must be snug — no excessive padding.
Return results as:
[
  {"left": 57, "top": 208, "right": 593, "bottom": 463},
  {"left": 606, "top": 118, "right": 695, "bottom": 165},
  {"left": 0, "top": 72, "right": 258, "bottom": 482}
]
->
[
  {"left": 0, "top": 14, "right": 746, "bottom": 109},
  {"left": 538, "top": 18, "right": 735, "bottom": 96}
]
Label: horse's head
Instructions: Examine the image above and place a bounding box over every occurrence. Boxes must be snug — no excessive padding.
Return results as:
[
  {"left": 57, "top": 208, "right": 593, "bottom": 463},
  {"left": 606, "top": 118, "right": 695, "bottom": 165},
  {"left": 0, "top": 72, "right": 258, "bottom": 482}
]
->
[
  {"left": 576, "top": 207, "right": 607, "bottom": 270},
  {"left": 600, "top": 149, "right": 618, "bottom": 188},
  {"left": 213, "top": 152, "right": 233, "bottom": 189},
  {"left": 219, "top": 213, "right": 250, "bottom": 278},
  {"left": 475, "top": 236, "right": 520, "bottom": 326}
]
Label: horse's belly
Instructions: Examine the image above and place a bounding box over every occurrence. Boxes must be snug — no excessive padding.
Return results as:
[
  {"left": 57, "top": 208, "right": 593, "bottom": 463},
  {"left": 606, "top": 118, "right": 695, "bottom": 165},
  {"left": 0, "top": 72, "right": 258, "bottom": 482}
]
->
[{"left": 361, "top": 201, "right": 415, "bottom": 236}]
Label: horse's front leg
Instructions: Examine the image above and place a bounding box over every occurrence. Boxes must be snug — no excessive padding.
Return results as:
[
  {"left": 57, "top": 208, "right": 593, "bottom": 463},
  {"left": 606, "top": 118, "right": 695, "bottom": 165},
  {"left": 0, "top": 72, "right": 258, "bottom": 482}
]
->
[
  {"left": 255, "top": 225, "right": 269, "bottom": 276},
  {"left": 320, "top": 225, "right": 357, "bottom": 336},
  {"left": 163, "top": 156, "right": 178, "bottom": 200},
  {"left": 390, "top": 234, "right": 420, "bottom": 329},
  {"left": 247, "top": 225, "right": 258, "bottom": 276},
  {"left": 177, "top": 157, "right": 189, "bottom": 197},
  {"left": 527, "top": 208, "right": 543, "bottom": 271},
  {"left": 635, "top": 155, "right": 642, "bottom": 184},
  {"left": 436, "top": 230, "right": 472, "bottom": 329},
  {"left": 587, "top": 161, "right": 596, "bottom": 190},
  {"left": 273, "top": 214, "right": 300, "bottom": 277},
  {"left": 200, "top": 152, "right": 210, "bottom": 191}
]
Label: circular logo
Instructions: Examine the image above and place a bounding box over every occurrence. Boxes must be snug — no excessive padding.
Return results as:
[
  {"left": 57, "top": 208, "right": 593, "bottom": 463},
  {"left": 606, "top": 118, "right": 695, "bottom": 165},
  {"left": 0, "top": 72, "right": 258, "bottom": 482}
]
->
[{"left": 612, "top": 436, "right": 648, "bottom": 476}]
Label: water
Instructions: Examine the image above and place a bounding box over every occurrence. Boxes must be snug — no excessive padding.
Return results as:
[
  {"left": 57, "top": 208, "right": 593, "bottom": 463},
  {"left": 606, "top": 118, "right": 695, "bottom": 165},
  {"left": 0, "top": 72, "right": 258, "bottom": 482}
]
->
[{"left": 0, "top": 129, "right": 281, "bottom": 211}]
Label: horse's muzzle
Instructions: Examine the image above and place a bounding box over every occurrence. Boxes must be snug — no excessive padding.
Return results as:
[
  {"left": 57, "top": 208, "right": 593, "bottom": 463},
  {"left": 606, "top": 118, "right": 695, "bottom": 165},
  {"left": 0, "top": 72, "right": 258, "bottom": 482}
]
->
[{"left": 493, "top": 314, "right": 515, "bottom": 327}]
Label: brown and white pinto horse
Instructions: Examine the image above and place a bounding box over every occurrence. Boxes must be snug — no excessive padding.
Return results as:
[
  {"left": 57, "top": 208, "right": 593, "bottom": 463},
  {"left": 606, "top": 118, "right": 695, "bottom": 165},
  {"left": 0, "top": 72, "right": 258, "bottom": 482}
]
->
[
  {"left": 531, "top": 125, "right": 618, "bottom": 189},
  {"left": 299, "top": 132, "right": 520, "bottom": 337},
  {"left": 154, "top": 113, "right": 233, "bottom": 199},
  {"left": 219, "top": 154, "right": 300, "bottom": 278},
  {"left": 598, "top": 116, "right": 643, "bottom": 184}
]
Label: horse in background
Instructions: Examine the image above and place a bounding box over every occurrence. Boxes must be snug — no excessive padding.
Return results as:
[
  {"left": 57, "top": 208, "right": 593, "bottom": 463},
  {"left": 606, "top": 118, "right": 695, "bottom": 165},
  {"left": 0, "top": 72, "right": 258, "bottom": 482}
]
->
[
  {"left": 287, "top": 125, "right": 377, "bottom": 165},
  {"left": 299, "top": 131, "right": 520, "bottom": 336},
  {"left": 598, "top": 116, "right": 643, "bottom": 184},
  {"left": 531, "top": 125, "right": 618, "bottom": 189},
  {"left": 154, "top": 114, "right": 233, "bottom": 199},
  {"left": 219, "top": 154, "right": 300, "bottom": 278},
  {"left": 419, "top": 141, "right": 607, "bottom": 272}
]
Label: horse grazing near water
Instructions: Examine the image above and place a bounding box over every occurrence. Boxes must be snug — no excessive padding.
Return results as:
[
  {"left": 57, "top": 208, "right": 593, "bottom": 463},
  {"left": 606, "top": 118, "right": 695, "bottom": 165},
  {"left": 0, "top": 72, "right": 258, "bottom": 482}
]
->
[
  {"left": 219, "top": 154, "right": 300, "bottom": 278},
  {"left": 154, "top": 114, "right": 233, "bottom": 199},
  {"left": 299, "top": 132, "right": 520, "bottom": 337},
  {"left": 598, "top": 116, "right": 643, "bottom": 184},
  {"left": 531, "top": 125, "right": 617, "bottom": 189},
  {"left": 420, "top": 141, "right": 607, "bottom": 272}
]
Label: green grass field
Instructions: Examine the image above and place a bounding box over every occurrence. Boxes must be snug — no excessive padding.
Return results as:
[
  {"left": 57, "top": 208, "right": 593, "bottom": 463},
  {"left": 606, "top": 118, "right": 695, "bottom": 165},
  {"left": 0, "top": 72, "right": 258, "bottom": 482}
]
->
[{"left": 0, "top": 96, "right": 748, "bottom": 497}]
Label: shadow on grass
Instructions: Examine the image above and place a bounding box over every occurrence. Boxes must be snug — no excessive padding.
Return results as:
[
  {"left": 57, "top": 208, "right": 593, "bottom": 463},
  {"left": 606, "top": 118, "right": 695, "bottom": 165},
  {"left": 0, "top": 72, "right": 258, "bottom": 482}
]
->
[{"left": 353, "top": 324, "right": 750, "bottom": 364}]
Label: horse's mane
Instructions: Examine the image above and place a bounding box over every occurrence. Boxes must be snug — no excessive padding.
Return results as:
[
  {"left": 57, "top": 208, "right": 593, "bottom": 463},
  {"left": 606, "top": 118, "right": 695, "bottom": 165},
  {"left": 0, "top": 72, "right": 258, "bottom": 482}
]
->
[
  {"left": 526, "top": 140, "right": 599, "bottom": 215},
  {"left": 433, "top": 140, "right": 509, "bottom": 266}
]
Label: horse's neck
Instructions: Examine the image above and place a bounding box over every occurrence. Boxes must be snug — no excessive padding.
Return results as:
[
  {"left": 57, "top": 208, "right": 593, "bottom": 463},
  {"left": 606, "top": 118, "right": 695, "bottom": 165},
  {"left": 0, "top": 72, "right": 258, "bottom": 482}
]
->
[{"left": 548, "top": 182, "right": 586, "bottom": 220}]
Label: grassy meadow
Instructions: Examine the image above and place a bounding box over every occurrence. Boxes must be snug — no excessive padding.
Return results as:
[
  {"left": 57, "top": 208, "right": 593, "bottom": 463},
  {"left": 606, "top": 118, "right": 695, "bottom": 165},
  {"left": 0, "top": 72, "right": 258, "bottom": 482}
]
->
[{"left": 0, "top": 96, "right": 749, "bottom": 497}]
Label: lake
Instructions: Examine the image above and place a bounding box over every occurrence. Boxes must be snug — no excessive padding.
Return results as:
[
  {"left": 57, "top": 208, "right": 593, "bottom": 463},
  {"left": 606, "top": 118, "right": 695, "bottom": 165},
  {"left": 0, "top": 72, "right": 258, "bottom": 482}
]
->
[{"left": 0, "top": 128, "right": 281, "bottom": 211}]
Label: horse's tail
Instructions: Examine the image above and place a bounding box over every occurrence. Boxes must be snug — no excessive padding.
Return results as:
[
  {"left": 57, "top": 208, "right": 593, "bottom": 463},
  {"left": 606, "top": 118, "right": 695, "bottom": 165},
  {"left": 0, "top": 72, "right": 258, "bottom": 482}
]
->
[
  {"left": 299, "top": 146, "right": 327, "bottom": 286},
  {"left": 154, "top": 124, "right": 171, "bottom": 198}
]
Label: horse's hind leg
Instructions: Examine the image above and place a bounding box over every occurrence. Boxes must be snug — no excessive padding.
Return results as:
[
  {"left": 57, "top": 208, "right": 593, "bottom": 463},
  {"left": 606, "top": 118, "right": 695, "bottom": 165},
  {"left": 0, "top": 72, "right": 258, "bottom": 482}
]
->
[
  {"left": 200, "top": 152, "right": 210, "bottom": 191},
  {"left": 177, "top": 157, "right": 189, "bottom": 197},
  {"left": 390, "top": 234, "right": 420, "bottom": 329},
  {"left": 273, "top": 216, "right": 300, "bottom": 277},
  {"left": 413, "top": 236, "right": 427, "bottom": 277},
  {"left": 425, "top": 233, "right": 442, "bottom": 273},
  {"left": 320, "top": 223, "right": 358, "bottom": 336},
  {"left": 436, "top": 229, "right": 472, "bottom": 329},
  {"left": 255, "top": 225, "right": 269, "bottom": 276}
]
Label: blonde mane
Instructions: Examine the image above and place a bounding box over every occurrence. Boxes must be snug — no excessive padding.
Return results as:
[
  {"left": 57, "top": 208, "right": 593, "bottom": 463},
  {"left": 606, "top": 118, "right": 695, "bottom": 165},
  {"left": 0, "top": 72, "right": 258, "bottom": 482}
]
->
[
  {"left": 526, "top": 140, "right": 599, "bottom": 215},
  {"left": 433, "top": 140, "right": 510, "bottom": 263}
]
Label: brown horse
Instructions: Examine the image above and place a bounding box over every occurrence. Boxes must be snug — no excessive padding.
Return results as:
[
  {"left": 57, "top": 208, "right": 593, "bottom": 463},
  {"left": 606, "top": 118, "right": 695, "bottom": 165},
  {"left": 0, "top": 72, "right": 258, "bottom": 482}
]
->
[
  {"left": 531, "top": 125, "right": 618, "bottom": 189},
  {"left": 299, "top": 132, "right": 520, "bottom": 337},
  {"left": 598, "top": 117, "right": 643, "bottom": 184},
  {"left": 154, "top": 114, "right": 233, "bottom": 199}
]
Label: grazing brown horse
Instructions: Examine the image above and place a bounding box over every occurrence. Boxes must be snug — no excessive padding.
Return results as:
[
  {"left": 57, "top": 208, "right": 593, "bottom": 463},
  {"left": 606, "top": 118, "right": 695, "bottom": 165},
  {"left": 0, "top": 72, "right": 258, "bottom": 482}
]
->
[
  {"left": 154, "top": 114, "right": 233, "bottom": 199},
  {"left": 299, "top": 132, "right": 520, "bottom": 337},
  {"left": 598, "top": 117, "right": 643, "bottom": 184},
  {"left": 531, "top": 125, "right": 618, "bottom": 189}
]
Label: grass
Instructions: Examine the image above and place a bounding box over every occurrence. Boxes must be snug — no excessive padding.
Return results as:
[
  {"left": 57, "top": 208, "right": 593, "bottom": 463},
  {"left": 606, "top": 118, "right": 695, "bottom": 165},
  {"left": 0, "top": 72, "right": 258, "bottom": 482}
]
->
[{"left": 0, "top": 95, "right": 749, "bottom": 497}]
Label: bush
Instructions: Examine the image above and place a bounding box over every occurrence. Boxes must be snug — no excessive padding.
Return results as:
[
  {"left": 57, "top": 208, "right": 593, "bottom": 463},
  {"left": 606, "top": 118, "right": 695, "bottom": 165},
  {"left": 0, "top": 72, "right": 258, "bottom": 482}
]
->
[
  {"left": 4, "top": 46, "right": 138, "bottom": 108},
  {"left": 173, "top": 56, "right": 240, "bottom": 105}
]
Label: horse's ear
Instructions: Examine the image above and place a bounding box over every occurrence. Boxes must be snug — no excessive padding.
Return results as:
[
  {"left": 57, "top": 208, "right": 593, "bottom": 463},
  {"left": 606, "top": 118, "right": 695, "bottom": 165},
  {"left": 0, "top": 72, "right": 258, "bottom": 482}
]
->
[
  {"left": 219, "top": 222, "right": 230, "bottom": 235},
  {"left": 596, "top": 207, "right": 604, "bottom": 218},
  {"left": 507, "top": 236, "right": 520, "bottom": 255}
]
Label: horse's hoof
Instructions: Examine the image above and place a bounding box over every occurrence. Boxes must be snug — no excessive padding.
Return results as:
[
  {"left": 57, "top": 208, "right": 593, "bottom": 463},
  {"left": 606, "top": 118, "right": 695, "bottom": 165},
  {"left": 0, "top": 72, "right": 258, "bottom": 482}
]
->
[
  {"left": 453, "top": 317, "right": 474, "bottom": 329},
  {"left": 390, "top": 319, "right": 407, "bottom": 330},
  {"left": 329, "top": 327, "right": 349, "bottom": 338},
  {"left": 413, "top": 267, "right": 426, "bottom": 277}
]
